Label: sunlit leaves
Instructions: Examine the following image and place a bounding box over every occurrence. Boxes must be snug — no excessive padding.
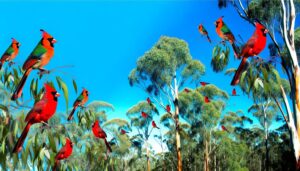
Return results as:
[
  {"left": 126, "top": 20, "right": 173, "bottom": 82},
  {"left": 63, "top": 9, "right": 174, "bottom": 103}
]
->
[
  {"left": 211, "top": 44, "right": 230, "bottom": 72},
  {"left": 56, "top": 76, "right": 69, "bottom": 114},
  {"left": 181, "top": 59, "right": 205, "bottom": 83}
]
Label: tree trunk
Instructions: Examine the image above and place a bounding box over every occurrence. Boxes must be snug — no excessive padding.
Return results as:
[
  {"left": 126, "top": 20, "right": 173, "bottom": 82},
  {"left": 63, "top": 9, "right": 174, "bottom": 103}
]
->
[
  {"left": 265, "top": 130, "right": 269, "bottom": 171},
  {"left": 263, "top": 104, "right": 269, "bottom": 171},
  {"left": 146, "top": 140, "right": 151, "bottom": 171},
  {"left": 175, "top": 116, "right": 182, "bottom": 171},
  {"left": 204, "top": 140, "right": 210, "bottom": 171},
  {"left": 174, "top": 77, "right": 182, "bottom": 171}
]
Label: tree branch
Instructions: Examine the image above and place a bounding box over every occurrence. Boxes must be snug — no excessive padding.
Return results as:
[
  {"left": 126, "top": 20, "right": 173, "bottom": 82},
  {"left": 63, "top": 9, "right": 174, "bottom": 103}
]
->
[{"left": 273, "top": 96, "right": 290, "bottom": 130}]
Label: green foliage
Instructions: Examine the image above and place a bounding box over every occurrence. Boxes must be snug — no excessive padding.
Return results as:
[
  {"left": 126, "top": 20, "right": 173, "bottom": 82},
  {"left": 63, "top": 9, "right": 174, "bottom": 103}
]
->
[
  {"left": 247, "top": 0, "right": 281, "bottom": 24},
  {"left": 211, "top": 44, "right": 230, "bottom": 72}
]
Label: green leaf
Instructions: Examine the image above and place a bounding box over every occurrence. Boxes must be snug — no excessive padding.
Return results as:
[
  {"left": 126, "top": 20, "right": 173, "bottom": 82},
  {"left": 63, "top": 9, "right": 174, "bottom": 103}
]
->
[
  {"left": 44, "top": 149, "right": 50, "bottom": 160},
  {"left": 56, "top": 76, "right": 69, "bottom": 114},
  {"left": 39, "top": 147, "right": 45, "bottom": 160},
  {"left": 0, "top": 104, "right": 8, "bottom": 116},
  {"left": 48, "top": 133, "right": 56, "bottom": 152},
  {"left": 1, "top": 140, "right": 5, "bottom": 153},
  {"left": 30, "top": 78, "right": 35, "bottom": 97},
  {"left": 72, "top": 79, "right": 78, "bottom": 94},
  {"left": 14, "top": 121, "right": 18, "bottom": 136}
]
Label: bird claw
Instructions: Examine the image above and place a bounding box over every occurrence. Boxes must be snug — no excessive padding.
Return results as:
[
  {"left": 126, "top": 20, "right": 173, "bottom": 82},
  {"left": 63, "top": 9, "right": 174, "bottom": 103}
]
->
[
  {"left": 40, "top": 121, "right": 51, "bottom": 130},
  {"left": 37, "top": 70, "right": 50, "bottom": 78}
]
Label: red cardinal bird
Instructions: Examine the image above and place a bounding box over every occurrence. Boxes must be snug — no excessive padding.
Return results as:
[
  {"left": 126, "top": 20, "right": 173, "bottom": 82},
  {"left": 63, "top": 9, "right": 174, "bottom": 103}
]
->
[
  {"left": 166, "top": 105, "right": 171, "bottom": 113},
  {"left": 11, "top": 29, "right": 56, "bottom": 100},
  {"left": 231, "top": 22, "right": 268, "bottom": 85},
  {"left": 53, "top": 138, "right": 73, "bottom": 171},
  {"left": 231, "top": 88, "right": 240, "bottom": 96},
  {"left": 92, "top": 120, "right": 112, "bottom": 153},
  {"left": 12, "top": 84, "right": 60, "bottom": 153},
  {"left": 152, "top": 121, "right": 160, "bottom": 129},
  {"left": 146, "top": 97, "right": 159, "bottom": 114},
  {"left": 0, "top": 38, "right": 20, "bottom": 70},
  {"left": 120, "top": 129, "right": 127, "bottom": 135},
  {"left": 146, "top": 97, "right": 151, "bottom": 104},
  {"left": 204, "top": 96, "right": 210, "bottom": 103},
  {"left": 200, "top": 82, "right": 210, "bottom": 86},
  {"left": 198, "top": 24, "right": 211, "bottom": 43},
  {"left": 141, "top": 111, "right": 148, "bottom": 118},
  {"left": 221, "top": 125, "right": 229, "bottom": 132},
  {"left": 184, "top": 88, "right": 191, "bottom": 93},
  {"left": 67, "top": 89, "right": 89, "bottom": 121},
  {"left": 215, "top": 16, "right": 240, "bottom": 57}
]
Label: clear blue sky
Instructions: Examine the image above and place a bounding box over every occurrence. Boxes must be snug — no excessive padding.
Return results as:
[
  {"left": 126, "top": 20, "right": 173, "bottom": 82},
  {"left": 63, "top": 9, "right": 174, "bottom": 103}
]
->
[{"left": 0, "top": 1, "right": 287, "bottom": 129}]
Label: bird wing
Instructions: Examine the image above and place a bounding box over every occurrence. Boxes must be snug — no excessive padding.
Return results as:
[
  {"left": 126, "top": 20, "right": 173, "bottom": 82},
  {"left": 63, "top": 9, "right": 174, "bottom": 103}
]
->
[
  {"left": 98, "top": 128, "right": 107, "bottom": 138},
  {"left": 202, "top": 26, "right": 208, "bottom": 34},
  {"left": 25, "top": 99, "right": 46, "bottom": 122},
  {"left": 23, "top": 42, "right": 47, "bottom": 70},
  {"left": 55, "top": 146, "right": 67, "bottom": 160},
  {"left": 4, "top": 46, "right": 14, "bottom": 56},
  {"left": 221, "top": 24, "right": 232, "bottom": 35},
  {"left": 0, "top": 46, "right": 14, "bottom": 61}
]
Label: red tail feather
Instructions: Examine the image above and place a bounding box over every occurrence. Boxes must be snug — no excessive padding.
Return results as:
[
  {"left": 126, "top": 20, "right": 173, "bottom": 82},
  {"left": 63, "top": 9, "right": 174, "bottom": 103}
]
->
[
  {"left": 231, "top": 57, "right": 247, "bottom": 85},
  {"left": 104, "top": 138, "right": 112, "bottom": 153},
  {"left": 52, "top": 159, "right": 59, "bottom": 171},
  {"left": 12, "top": 122, "right": 31, "bottom": 153},
  {"left": 11, "top": 68, "right": 32, "bottom": 100}
]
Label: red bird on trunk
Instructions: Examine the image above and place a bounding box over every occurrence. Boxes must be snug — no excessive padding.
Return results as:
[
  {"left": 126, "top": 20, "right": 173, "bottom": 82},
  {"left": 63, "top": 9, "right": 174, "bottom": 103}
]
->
[
  {"left": 152, "top": 121, "right": 160, "bottom": 129},
  {"left": 12, "top": 84, "right": 60, "bottom": 153},
  {"left": 204, "top": 96, "right": 210, "bottom": 103},
  {"left": 11, "top": 30, "right": 57, "bottom": 100},
  {"left": 92, "top": 120, "right": 112, "bottom": 153},
  {"left": 141, "top": 111, "right": 148, "bottom": 118},
  {"left": 53, "top": 138, "right": 73, "bottom": 171},
  {"left": 67, "top": 89, "right": 89, "bottom": 121},
  {"left": 166, "top": 105, "right": 171, "bottom": 113},
  {"left": 231, "top": 22, "right": 268, "bottom": 85},
  {"left": 200, "top": 82, "right": 210, "bottom": 86}
]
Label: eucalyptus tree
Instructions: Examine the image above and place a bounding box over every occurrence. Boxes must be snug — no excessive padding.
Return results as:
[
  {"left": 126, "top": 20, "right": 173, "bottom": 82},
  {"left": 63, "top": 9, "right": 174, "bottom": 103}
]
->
[
  {"left": 177, "top": 84, "right": 228, "bottom": 171},
  {"left": 216, "top": 0, "right": 300, "bottom": 167},
  {"left": 248, "top": 101, "right": 280, "bottom": 171},
  {"left": 126, "top": 100, "right": 160, "bottom": 171},
  {"left": 129, "top": 36, "right": 205, "bottom": 171}
]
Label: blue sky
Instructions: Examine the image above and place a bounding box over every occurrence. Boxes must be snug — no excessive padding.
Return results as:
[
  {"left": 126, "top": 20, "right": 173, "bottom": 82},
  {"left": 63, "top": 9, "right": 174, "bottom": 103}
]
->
[{"left": 1, "top": 1, "right": 290, "bottom": 132}]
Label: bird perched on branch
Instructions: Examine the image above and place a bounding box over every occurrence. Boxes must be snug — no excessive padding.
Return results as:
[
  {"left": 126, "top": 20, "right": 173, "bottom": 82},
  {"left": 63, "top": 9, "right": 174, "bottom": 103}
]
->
[
  {"left": 231, "top": 22, "right": 268, "bottom": 85},
  {"left": 215, "top": 16, "right": 240, "bottom": 57},
  {"left": 11, "top": 29, "right": 56, "bottom": 100},
  {"left": 53, "top": 138, "right": 73, "bottom": 171},
  {"left": 67, "top": 88, "right": 89, "bottom": 121},
  {"left": 92, "top": 120, "right": 112, "bottom": 153},
  {"left": 12, "top": 84, "right": 60, "bottom": 153}
]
